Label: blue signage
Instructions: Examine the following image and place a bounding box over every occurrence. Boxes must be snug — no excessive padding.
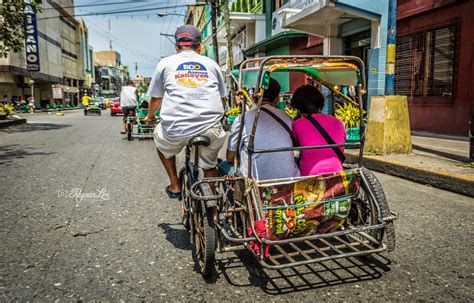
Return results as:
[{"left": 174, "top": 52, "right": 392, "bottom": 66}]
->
[{"left": 24, "top": 1, "right": 40, "bottom": 72}]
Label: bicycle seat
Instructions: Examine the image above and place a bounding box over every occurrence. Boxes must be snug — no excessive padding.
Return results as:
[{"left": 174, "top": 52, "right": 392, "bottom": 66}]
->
[{"left": 189, "top": 135, "right": 210, "bottom": 147}]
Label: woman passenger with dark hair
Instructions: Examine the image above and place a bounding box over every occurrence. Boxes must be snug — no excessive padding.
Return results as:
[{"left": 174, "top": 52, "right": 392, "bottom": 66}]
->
[{"left": 291, "top": 85, "right": 346, "bottom": 176}]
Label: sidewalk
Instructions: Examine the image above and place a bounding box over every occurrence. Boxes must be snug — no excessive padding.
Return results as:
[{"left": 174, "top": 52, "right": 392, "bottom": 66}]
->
[
  {"left": 0, "top": 117, "right": 27, "bottom": 128},
  {"left": 349, "top": 133, "right": 473, "bottom": 197}
]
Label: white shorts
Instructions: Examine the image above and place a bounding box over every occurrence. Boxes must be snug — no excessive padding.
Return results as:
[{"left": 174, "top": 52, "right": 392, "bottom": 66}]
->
[{"left": 154, "top": 122, "right": 226, "bottom": 170}]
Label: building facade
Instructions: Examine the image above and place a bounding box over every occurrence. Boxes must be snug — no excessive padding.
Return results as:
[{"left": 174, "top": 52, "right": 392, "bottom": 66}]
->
[
  {"left": 79, "top": 19, "right": 95, "bottom": 97},
  {"left": 0, "top": 0, "right": 85, "bottom": 108},
  {"left": 93, "top": 51, "right": 129, "bottom": 98},
  {"left": 395, "top": 0, "right": 473, "bottom": 136}
]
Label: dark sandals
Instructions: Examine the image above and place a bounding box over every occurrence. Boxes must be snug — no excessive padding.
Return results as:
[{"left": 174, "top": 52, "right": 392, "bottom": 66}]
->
[{"left": 165, "top": 185, "right": 182, "bottom": 200}]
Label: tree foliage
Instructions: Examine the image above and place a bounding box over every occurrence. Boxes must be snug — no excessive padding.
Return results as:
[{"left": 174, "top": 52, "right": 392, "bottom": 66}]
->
[{"left": 0, "top": 0, "right": 42, "bottom": 58}]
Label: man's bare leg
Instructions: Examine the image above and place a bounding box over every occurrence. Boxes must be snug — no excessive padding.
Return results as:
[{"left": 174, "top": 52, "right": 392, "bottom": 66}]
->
[{"left": 157, "top": 149, "right": 180, "bottom": 193}]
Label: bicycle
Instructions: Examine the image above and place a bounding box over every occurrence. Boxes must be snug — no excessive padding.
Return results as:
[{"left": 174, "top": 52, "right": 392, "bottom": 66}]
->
[{"left": 178, "top": 135, "right": 220, "bottom": 277}]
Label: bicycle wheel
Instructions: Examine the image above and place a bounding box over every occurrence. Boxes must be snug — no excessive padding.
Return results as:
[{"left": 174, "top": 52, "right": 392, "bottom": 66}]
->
[
  {"left": 178, "top": 167, "right": 190, "bottom": 230},
  {"left": 360, "top": 168, "right": 396, "bottom": 252},
  {"left": 127, "top": 122, "right": 133, "bottom": 141},
  {"left": 193, "top": 183, "right": 216, "bottom": 278}
]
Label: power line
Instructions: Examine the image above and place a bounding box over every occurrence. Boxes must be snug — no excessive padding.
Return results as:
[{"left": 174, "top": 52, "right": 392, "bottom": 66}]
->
[
  {"left": 42, "top": 0, "right": 152, "bottom": 10},
  {"left": 86, "top": 21, "right": 161, "bottom": 62},
  {"left": 37, "top": 3, "right": 199, "bottom": 20}
]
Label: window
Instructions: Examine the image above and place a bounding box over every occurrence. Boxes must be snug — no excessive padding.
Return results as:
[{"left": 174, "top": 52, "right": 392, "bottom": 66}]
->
[{"left": 395, "top": 25, "right": 456, "bottom": 100}]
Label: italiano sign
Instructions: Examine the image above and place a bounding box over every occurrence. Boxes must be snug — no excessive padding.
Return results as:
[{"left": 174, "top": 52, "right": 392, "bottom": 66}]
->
[{"left": 24, "top": 1, "right": 40, "bottom": 72}]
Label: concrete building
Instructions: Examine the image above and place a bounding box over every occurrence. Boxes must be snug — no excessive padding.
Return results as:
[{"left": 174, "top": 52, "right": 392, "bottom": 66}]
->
[
  {"left": 395, "top": 0, "right": 473, "bottom": 136},
  {"left": 93, "top": 51, "right": 129, "bottom": 98},
  {"left": 276, "top": 0, "right": 472, "bottom": 137},
  {"left": 93, "top": 51, "right": 121, "bottom": 68},
  {"left": 79, "top": 19, "right": 95, "bottom": 96},
  {"left": 0, "top": 0, "right": 85, "bottom": 108}
]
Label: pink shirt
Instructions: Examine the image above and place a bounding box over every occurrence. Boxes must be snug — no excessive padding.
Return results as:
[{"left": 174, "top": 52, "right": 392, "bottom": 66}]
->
[{"left": 292, "top": 113, "right": 346, "bottom": 176}]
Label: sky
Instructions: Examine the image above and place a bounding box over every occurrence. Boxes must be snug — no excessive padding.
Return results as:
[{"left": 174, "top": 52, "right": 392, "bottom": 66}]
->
[{"left": 76, "top": 0, "right": 193, "bottom": 77}]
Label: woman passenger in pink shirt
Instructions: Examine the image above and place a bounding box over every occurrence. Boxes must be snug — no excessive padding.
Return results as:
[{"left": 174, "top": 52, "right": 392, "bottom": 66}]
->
[{"left": 291, "top": 85, "right": 346, "bottom": 176}]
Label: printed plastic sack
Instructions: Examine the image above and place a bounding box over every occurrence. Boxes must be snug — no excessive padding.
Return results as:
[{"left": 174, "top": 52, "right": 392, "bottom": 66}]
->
[{"left": 260, "top": 170, "right": 359, "bottom": 240}]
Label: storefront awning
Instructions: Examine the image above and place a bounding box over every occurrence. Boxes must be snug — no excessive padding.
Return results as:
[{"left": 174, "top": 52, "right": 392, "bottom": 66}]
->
[
  {"left": 283, "top": 0, "right": 381, "bottom": 37},
  {"left": 243, "top": 31, "right": 307, "bottom": 56}
]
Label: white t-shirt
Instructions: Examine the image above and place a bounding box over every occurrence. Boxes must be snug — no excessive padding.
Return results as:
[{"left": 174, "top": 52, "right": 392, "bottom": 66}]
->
[
  {"left": 120, "top": 86, "right": 137, "bottom": 108},
  {"left": 227, "top": 104, "right": 299, "bottom": 180},
  {"left": 147, "top": 50, "right": 227, "bottom": 138}
]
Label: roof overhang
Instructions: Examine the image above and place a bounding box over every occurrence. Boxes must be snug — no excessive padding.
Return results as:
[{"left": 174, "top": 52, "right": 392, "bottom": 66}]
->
[
  {"left": 203, "top": 13, "right": 265, "bottom": 45},
  {"left": 283, "top": 0, "right": 381, "bottom": 37},
  {"left": 243, "top": 31, "right": 307, "bottom": 56}
]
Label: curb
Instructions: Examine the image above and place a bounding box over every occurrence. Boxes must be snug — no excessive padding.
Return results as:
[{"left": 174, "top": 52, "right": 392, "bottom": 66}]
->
[
  {"left": 36, "top": 108, "right": 82, "bottom": 113},
  {"left": 0, "top": 118, "right": 27, "bottom": 129},
  {"left": 348, "top": 154, "right": 474, "bottom": 197}
]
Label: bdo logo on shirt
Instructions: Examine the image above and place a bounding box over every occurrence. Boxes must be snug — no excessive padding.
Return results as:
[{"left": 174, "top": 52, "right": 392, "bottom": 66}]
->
[{"left": 175, "top": 61, "right": 209, "bottom": 87}]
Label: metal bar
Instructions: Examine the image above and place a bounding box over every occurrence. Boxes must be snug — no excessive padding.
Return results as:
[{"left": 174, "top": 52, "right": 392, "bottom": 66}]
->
[
  {"left": 267, "top": 254, "right": 280, "bottom": 266},
  {"left": 346, "top": 234, "right": 376, "bottom": 250},
  {"left": 247, "top": 91, "right": 265, "bottom": 178},
  {"left": 272, "top": 239, "right": 373, "bottom": 259},
  {"left": 319, "top": 238, "right": 344, "bottom": 254},
  {"left": 260, "top": 223, "right": 384, "bottom": 245},
  {"left": 214, "top": 221, "right": 256, "bottom": 243},
  {"left": 262, "top": 195, "right": 352, "bottom": 211},
  {"left": 258, "top": 244, "right": 387, "bottom": 270},
  {"left": 275, "top": 245, "right": 296, "bottom": 263},
  {"left": 334, "top": 235, "right": 361, "bottom": 253},
  {"left": 289, "top": 243, "right": 312, "bottom": 261},
  {"left": 219, "top": 245, "right": 246, "bottom": 253},
  {"left": 251, "top": 143, "right": 360, "bottom": 154},
  {"left": 305, "top": 240, "right": 329, "bottom": 257}
]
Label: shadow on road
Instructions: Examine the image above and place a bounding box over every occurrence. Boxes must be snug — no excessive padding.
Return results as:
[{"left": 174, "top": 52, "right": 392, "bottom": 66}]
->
[
  {"left": 0, "top": 123, "right": 71, "bottom": 133},
  {"left": 215, "top": 250, "right": 391, "bottom": 295},
  {"left": 158, "top": 222, "right": 193, "bottom": 251},
  {"left": 0, "top": 144, "right": 55, "bottom": 166}
]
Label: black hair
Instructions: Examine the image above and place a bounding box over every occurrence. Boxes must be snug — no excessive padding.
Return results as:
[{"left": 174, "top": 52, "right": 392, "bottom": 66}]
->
[
  {"left": 263, "top": 78, "right": 281, "bottom": 102},
  {"left": 141, "top": 100, "right": 149, "bottom": 108},
  {"left": 291, "top": 85, "right": 325, "bottom": 114},
  {"left": 127, "top": 80, "right": 134, "bottom": 86}
]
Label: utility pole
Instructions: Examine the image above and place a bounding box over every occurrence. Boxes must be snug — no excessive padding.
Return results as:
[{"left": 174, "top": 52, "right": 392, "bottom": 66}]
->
[
  {"left": 223, "top": 0, "right": 233, "bottom": 70},
  {"left": 108, "top": 19, "right": 113, "bottom": 50},
  {"left": 385, "top": 0, "right": 396, "bottom": 95},
  {"left": 470, "top": 52, "right": 474, "bottom": 162},
  {"left": 209, "top": 0, "right": 219, "bottom": 65}
]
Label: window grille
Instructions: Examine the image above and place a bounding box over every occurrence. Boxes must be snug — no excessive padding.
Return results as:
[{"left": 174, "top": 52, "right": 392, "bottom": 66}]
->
[{"left": 395, "top": 25, "right": 456, "bottom": 99}]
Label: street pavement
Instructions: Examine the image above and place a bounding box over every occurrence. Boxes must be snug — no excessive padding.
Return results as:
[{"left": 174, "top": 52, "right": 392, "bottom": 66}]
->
[{"left": 0, "top": 110, "right": 473, "bottom": 301}]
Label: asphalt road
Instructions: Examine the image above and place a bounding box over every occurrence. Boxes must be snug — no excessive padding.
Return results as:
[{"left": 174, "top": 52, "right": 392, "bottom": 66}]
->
[{"left": 1, "top": 110, "right": 473, "bottom": 301}]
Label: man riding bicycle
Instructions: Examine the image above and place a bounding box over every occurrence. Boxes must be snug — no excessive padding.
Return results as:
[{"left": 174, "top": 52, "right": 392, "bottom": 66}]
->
[
  {"left": 120, "top": 80, "right": 138, "bottom": 134},
  {"left": 145, "top": 25, "right": 227, "bottom": 199}
]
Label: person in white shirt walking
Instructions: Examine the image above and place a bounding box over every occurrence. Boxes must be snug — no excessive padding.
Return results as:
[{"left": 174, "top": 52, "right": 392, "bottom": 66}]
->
[
  {"left": 145, "top": 25, "right": 227, "bottom": 199},
  {"left": 120, "top": 80, "right": 137, "bottom": 134}
]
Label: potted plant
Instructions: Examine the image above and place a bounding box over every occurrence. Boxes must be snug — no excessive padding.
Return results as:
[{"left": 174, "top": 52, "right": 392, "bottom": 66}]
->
[
  {"left": 226, "top": 107, "right": 241, "bottom": 124},
  {"left": 335, "top": 102, "right": 365, "bottom": 142},
  {"left": 0, "top": 106, "right": 7, "bottom": 120}
]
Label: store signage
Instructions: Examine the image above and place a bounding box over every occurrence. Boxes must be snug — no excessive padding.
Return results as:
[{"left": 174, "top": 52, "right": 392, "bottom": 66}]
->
[
  {"left": 24, "top": 1, "right": 40, "bottom": 72},
  {"left": 52, "top": 87, "right": 63, "bottom": 99}
]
